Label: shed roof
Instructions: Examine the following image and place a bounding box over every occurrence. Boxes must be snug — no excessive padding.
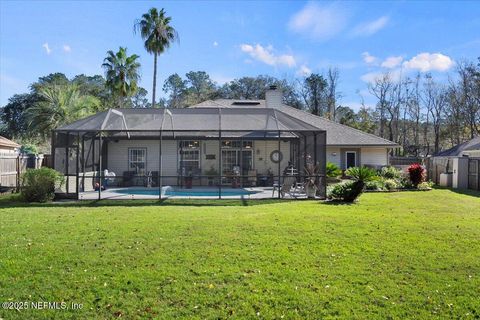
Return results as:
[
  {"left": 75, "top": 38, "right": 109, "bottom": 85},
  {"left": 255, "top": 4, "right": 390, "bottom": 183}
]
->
[
  {"left": 0, "top": 136, "right": 20, "bottom": 148},
  {"left": 435, "top": 136, "right": 480, "bottom": 156}
]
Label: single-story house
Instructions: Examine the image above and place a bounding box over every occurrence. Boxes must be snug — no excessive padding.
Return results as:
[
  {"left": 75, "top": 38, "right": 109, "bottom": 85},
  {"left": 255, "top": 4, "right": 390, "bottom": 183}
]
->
[
  {"left": 0, "top": 136, "right": 20, "bottom": 154},
  {"left": 52, "top": 86, "right": 396, "bottom": 199},
  {"left": 435, "top": 136, "right": 480, "bottom": 158}
]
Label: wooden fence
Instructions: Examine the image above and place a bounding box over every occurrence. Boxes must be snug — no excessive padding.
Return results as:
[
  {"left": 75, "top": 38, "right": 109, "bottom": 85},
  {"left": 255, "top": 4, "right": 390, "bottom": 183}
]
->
[
  {"left": 0, "top": 154, "right": 44, "bottom": 191},
  {"left": 390, "top": 157, "right": 424, "bottom": 166}
]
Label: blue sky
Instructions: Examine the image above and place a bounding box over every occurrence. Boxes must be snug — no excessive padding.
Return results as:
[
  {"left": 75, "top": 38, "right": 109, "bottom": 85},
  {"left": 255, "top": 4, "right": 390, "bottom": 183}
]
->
[{"left": 1, "top": 1, "right": 479, "bottom": 108}]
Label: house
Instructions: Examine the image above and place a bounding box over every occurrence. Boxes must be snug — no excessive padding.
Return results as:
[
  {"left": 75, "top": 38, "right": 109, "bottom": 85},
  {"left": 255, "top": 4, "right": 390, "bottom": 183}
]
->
[
  {"left": 52, "top": 86, "right": 396, "bottom": 199},
  {"left": 191, "top": 87, "right": 397, "bottom": 169},
  {"left": 0, "top": 136, "right": 20, "bottom": 154},
  {"left": 434, "top": 136, "right": 480, "bottom": 158}
]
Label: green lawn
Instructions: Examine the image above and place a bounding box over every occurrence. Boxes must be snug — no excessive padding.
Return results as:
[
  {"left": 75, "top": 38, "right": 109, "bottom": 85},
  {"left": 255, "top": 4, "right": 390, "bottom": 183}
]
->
[{"left": 0, "top": 189, "right": 479, "bottom": 319}]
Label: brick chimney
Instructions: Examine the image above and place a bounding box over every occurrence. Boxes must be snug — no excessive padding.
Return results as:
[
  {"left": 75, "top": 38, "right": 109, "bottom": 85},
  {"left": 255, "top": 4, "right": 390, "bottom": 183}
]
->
[{"left": 265, "top": 85, "right": 283, "bottom": 108}]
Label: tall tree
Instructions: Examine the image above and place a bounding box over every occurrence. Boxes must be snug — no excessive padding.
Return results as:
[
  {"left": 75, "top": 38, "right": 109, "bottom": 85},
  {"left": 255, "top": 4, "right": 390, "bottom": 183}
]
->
[
  {"left": 0, "top": 93, "right": 37, "bottom": 139},
  {"left": 163, "top": 73, "right": 187, "bottom": 108},
  {"left": 184, "top": 71, "right": 217, "bottom": 105},
  {"left": 102, "top": 47, "right": 141, "bottom": 107},
  {"left": 301, "top": 73, "right": 328, "bottom": 116},
  {"left": 134, "top": 7, "right": 178, "bottom": 108},
  {"left": 326, "top": 67, "right": 340, "bottom": 121}
]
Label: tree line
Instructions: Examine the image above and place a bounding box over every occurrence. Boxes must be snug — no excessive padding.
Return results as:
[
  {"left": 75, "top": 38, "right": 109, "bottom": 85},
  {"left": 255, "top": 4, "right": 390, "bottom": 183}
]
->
[{"left": 0, "top": 6, "right": 478, "bottom": 156}]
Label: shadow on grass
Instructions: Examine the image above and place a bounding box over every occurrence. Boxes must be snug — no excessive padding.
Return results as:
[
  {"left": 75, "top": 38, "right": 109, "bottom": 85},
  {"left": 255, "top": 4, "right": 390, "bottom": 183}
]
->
[
  {"left": 432, "top": 185, "right": 480, "bottom": 197},
  {"left": 321, "top": 200, "right": 355, "bottom": 206},
  {"left": 0, "top": 193, "right": 296, "bottom": 209}
]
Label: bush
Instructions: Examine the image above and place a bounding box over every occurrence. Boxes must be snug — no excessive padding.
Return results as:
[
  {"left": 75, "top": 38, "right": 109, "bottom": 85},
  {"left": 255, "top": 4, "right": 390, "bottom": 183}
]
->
[
  {"left": 383, "top": 178, "right": 400, "bottom": 190},
  {"left": 328, "top": 181, "right": 364, "bottom": 202},
  {"left": 345, "top": 166, "right": 378, "bottom": 185},
  {"left": 407, "top": 163, "right": 425, "bottom": 187},
  {"left": 328, "top": 166, "right": 377, "bottom": 202},
  {"left": 365, "top": 180, "right": 386, "bottom": 191},
  {"left": 326, "top": 162, "right": 342, "bottom": 178},
  {"left": 21, "top": 168, "right": 64, "bottom": 202},
  {"left": 418, "top": 180, "right": 434, "bottom": 190},
  {"left": 380, "top": 166, "right": 402, "bottom": 180}
]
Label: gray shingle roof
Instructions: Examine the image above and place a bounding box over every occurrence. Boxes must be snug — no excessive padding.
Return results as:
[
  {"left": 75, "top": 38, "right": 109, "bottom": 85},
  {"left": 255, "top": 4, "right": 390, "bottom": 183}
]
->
[
  {"left": 191, "top": 99, "right": 397, "bottom": 147},
  {"left": 435, "top": 136, "right": 480, "bottom": 156}
]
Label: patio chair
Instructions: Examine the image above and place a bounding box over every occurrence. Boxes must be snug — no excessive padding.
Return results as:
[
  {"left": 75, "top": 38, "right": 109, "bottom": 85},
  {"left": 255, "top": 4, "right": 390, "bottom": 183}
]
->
[{"left": 273, "top": 176, "right": 302, "bottom": 198}]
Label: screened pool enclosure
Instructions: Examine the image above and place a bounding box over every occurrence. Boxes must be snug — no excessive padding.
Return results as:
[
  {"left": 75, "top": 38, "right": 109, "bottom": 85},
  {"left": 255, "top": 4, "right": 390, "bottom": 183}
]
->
[{"left": 52, "top": 107, "right": 326, "bottom": 199}]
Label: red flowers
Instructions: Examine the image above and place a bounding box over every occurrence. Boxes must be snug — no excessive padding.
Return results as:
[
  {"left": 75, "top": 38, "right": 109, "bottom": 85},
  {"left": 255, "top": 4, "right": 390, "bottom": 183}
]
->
[{"left": 408, "top": 163, "right": 425, "bottom": 187}]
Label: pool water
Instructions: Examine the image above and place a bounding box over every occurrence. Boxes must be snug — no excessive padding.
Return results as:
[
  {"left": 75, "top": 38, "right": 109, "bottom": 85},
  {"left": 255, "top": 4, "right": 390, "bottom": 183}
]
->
[{"left": 113, "top": 187, "right": 257, "bottom": 197}]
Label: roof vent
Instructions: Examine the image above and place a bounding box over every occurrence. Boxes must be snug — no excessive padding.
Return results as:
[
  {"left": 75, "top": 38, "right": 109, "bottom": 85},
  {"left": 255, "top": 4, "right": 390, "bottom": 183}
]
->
[{"left": 232, "top": 101, "right": 261, "bottom": 106}]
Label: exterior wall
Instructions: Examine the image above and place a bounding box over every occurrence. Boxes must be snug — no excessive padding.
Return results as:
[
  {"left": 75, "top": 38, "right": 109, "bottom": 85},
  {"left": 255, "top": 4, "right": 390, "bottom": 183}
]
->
[
  {"left": 105, "top": 139, "right": 291, "bottom": 181},
  {"left": 326, "top": 147, "right": 341, "bottom": 167},
  {"left": 327, "top": 146, "right": 389, "bottom": 169},
  {"left": 463, "top": 150, "right": 480, "bottom": 157},
  {"left": 361, "top": 147, "right": 389, "bottom": 167},
  {"left": 253, "top": 140, "right": 290, "bottom": 175}
]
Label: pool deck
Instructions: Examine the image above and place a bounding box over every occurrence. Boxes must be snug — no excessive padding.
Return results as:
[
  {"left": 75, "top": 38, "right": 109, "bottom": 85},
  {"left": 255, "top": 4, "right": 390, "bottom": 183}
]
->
[{"left": 79, "top": 186, "right": 311, "bottom": 200}]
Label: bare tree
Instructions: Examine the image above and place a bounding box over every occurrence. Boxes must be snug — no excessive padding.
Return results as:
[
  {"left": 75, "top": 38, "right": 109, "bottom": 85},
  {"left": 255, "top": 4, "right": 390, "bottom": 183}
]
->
[
  {"left": 422, "top": 74, "right": 447, "bottom": 154},
  {"left": 368, "top": 73, "right": 393, "bottom": 139},
  {"left": 326, "top": 67, "right": 340, "bottom": 121}
]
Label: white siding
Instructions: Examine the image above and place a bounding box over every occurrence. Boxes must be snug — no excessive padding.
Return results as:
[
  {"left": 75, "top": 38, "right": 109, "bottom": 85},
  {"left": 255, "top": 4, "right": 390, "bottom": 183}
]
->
[
  {"left": 106, "top": 139, "right": 291, "bottom": 176},
  {"left": 106, "top": 140, "right": 177, "bottom": 176},
  {"left": 361, "top": 147, "right": 389, "bottom": 166},
  {"left": 253, "top": 140, "right": 290, "bottom": 175},
  {"left": 326, "top": 147, "right": 341, "bottom": 167}
]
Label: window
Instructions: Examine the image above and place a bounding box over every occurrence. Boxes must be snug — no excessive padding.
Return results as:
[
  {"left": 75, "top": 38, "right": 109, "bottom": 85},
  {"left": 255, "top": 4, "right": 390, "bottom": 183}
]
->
[
  {"left": 128, "top": 148, "right": 146, "bottom": 174},
  {"left": 179, "top": 140, "right": 200, "bottom": 175},
  {"left": 221, "top": 140, "right": 253, "bottom": 149}
]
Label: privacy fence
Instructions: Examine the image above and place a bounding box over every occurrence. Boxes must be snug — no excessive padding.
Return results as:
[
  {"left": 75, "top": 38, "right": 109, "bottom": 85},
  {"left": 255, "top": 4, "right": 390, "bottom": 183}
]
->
[{"left": 0, "top": 154, "right": 44, "bottom": 190}]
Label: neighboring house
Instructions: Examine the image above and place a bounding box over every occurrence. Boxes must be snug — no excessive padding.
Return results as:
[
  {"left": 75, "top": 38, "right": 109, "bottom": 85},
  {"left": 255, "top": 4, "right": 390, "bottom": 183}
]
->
[
  {"left": 52, "top": 86, "right": 396, "bottom": 198},
  {"left": 435, "top": 136, "right": 480, "bottom": 158},
  {"left": 191, "top": 87, "right": 397, "bottom": 169},
  {"left": 0, "top": 136, "right": 20, "bottom": 154}
]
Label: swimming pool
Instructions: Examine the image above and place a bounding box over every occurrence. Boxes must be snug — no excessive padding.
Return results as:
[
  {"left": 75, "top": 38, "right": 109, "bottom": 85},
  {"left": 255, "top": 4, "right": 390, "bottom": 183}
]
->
[{"left": 113, "top": 187, "right": 258, "bottom": 197}]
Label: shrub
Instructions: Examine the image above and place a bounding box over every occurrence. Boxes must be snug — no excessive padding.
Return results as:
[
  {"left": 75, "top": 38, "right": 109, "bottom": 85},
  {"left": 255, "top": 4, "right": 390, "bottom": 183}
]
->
[
  {"left": 21, "top": 168, "right": 64, "bottom": 202},
  {"left": 328, "top": 166, "right": 377, "bottom": 202},
  {"left": 345, "top": 166, "right": 378, "bottom": 186},
  {"left": 380, "top": 166, "right": 402, "bottom": 180},
  {"left": 407, "top": 163, "right": 425, "bottom": 187},
  {"left": 326, "top": 162, "right": 342, "bottom": 178},
  {"left": 365, "top": 180, "right": 386, "bottom": 191},
  {"left": 328, "top": 181, "right": 364, "bottom": 202},
  {"left": 383, "top": 178, "right": 400, "bottom": 190},
  {"left": 418, "top": 180, "right": 434, "bottom": 190}
]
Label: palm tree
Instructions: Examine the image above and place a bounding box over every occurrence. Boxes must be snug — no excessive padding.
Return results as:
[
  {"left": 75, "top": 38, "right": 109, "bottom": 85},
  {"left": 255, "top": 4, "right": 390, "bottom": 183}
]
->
[
  {"left": 134, "top": 8, "right": 178, "bottom": 107},
  {"left": 27, "top": 84, "right": 100, "bottom": 139},
  {"left": 102, "top": 47, "right": 141, "bottom": 107}
]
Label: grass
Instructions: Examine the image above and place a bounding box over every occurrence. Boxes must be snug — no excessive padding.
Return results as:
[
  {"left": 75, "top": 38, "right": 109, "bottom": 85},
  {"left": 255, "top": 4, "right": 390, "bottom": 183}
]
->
[{"left": 0, "top": 188, "right": 479, "bottom": 319}]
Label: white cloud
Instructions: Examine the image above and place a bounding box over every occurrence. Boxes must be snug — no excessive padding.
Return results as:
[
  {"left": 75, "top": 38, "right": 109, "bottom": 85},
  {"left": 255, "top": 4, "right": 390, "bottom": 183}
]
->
[
  {"left": 288, "top": 2, "right": 348, "bottom": 41},
  {"left": 213, "top": 41, "right": 218, "bottom": 47},
  {"left": 360, "top": 69, "right": 403, "bottom": 84},
  {"left": 362, "top": 52, "right": 378, "bottom": 65},
  {"left": 352, "top": 16, "right": 389, "bottom": 36},
  {"left": 403, "top": 53, "right": 454, "bottom": 72},
  {"left": 240, "top": 44, "right": 296, "bottom": 67},
  {"left": 63, "top": 44, "right": 71, "bottom": 53},
  {"left": 381, "top": 56, "right": 403, "bottom": 69},
  {"left": 297, "top": 65, "right": 312, "bottom": 76},
  {"left": 42, "top": 43, "right": 51, "bottom": 54}
]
